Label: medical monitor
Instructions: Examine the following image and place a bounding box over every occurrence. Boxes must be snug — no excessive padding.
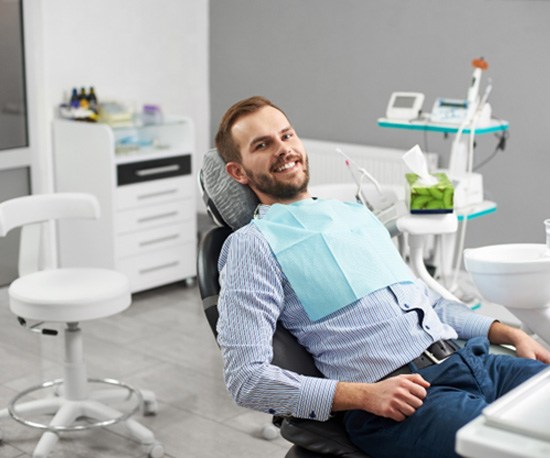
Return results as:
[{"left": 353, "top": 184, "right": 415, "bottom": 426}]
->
[{"left": 385, "top": 92, "right": 425, "bottom": 121}]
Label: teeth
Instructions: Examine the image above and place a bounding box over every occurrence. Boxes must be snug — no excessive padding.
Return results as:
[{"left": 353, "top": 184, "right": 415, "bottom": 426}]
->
[{"left": 275, "top": 161, "right": 296, "bottom": 172}]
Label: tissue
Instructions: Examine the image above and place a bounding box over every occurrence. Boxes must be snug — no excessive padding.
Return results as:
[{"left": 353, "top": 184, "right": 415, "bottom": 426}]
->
[{"left": 403, "top": 145, "right": 454, "bottom": 213}]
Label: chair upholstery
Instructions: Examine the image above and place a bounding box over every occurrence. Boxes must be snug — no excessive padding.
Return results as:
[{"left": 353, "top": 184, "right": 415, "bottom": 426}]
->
[
  {"left": 0, "top": 193, "right": 163, "bottom": 458},
  {"left": 199, "top": 149, "right": 259, "bottom": 230}
]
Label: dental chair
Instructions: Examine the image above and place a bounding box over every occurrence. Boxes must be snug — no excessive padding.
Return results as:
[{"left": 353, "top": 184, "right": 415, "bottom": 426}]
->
[
  {"left": 197, "top": 149, "right": 522, "bottom": 458},
  {"left": 198, "top": 149, "right": 371, "bottom": 457},
  {"left": 0, "top": 193, "right": 163, "bottom": 458}
]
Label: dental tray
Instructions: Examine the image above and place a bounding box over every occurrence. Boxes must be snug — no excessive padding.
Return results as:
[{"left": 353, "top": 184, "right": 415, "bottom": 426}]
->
[{"left": 482, "top": 367, "right": 550, "bottom": 442}]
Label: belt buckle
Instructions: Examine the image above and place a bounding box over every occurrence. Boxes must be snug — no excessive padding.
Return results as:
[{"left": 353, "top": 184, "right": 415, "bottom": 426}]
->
[{"left": 423, "top": 349, "right": 449, "bottom": 365}]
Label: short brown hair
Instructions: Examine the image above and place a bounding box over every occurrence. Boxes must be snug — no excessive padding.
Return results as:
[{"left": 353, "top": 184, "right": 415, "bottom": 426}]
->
[{"left": 215, "top": 96, "right": 286, "bottom": 163}]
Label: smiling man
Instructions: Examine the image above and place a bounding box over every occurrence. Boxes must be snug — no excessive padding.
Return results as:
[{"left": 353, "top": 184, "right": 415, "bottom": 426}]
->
[
  {"left": 213, "top": 96, "right": 550, "bottom": 458},
  {"left": 217, "top": 98, "right": 310, "bottom": 204}
]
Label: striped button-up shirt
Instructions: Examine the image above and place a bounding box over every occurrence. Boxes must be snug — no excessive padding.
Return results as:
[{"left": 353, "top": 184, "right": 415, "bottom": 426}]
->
[{"left": 217, "top": 210, "right": 494, "bottom": 422}]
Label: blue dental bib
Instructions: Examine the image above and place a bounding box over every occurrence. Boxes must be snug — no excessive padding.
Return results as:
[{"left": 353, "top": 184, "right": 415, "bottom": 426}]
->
[{"left": 253, "top": 199, "right": 414, "bottom": 321}]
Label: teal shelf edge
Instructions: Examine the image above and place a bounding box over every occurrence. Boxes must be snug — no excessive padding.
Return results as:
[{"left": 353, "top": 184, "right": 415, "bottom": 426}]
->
[
  {"left": 378, "top": 119, "right": 509, "bottom": 135},
  {"left": 457, "top": 204, "right": 497, "bottom": 221}
]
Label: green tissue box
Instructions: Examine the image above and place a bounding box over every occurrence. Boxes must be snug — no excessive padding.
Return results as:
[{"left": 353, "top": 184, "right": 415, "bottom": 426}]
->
[{"left": 405, "top": 172, "right": 454, "bottom": 214}]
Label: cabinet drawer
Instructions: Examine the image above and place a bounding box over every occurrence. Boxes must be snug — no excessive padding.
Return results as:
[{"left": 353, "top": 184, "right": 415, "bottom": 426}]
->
[
  {"left": 117, "top": 154, "right": 191, "bottom": 186},
  {"left": 116, "top": 176, "right": 193, "bottom": 210},
  {"left": 117, "top": 243, "right": 196, "bottom": 293},
  {"left": 117, "top": 199, "right": 193, "bottom": 234},
  {"left": 116, "top": 223, "right": 192, "bottom": 258}
]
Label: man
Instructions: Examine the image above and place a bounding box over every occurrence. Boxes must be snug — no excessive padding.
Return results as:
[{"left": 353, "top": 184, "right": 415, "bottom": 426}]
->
[{"left": 214, "top": 96, "right": 550, "bottom": 458}]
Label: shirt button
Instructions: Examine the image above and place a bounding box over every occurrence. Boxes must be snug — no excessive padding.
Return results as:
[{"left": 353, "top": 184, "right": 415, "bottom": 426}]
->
[
  {"left": 268, "top": 408, "right": 276, "bottom": 414},
  {"left": 403, "top": 303, "right": 410, "bottom": 309},
  {"left": 309, "top": 411, "right": 316, "bottom": 419},
  {"left": 425, "top": 325, "right": 431, "bottom": 330}
]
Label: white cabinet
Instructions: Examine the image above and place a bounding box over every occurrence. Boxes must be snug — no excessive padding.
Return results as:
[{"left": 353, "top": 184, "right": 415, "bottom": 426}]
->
[{"left": 53, "top": 118, "right": 196, "bottom": 293}]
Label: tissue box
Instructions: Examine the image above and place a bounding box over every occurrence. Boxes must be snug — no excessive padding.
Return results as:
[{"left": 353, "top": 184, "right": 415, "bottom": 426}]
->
[{"left": 405, "top": 172, "right": 454, "bottom": 214}]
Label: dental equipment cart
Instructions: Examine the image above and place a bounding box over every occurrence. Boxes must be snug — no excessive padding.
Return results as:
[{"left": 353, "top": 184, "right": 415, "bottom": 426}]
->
[
  {"left": 455, "top": 367, "right": 550, "bottom": 458},
  {"left": 377, "top": 117, "right": 509, "bottom": 296}
]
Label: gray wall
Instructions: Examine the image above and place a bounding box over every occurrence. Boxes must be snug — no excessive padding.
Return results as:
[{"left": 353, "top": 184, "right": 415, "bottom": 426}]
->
[{"left": 210, "top": 0, "right": 550, "bottom": 248}]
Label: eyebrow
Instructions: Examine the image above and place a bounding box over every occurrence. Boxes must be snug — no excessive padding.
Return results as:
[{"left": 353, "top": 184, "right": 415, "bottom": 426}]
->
[{"left": 249, "top": 126, "right": 293, "bottom": 148}]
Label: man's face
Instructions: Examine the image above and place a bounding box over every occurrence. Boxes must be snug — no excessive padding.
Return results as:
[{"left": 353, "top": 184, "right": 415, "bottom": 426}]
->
[{"left": 226, "top": 106, "right": 310, "bottom": 205}]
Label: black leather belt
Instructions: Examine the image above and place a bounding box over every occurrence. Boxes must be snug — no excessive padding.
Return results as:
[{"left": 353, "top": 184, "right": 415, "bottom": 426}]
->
[{"left": 383, "top": 340, "right": 459, "bottom": 379}]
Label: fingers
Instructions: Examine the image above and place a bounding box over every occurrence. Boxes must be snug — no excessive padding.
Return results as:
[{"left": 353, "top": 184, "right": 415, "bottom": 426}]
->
[
  {"left": 516, "top": 341, "right": 550, "bottom": 363},
  {"left": 534, "top": 349, "right": 550, "bottom": 364},
  {"left": 405, "top": 373, "right": 431, "bottom": 388},
  {"left": 382, "top": 374, "right": 430, "bottom": 422}
]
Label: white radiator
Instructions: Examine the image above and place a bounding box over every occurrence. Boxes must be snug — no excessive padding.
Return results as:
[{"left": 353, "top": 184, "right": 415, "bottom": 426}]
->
[{"left": 303, "top": 138, "right": 438, "bottom": 199}]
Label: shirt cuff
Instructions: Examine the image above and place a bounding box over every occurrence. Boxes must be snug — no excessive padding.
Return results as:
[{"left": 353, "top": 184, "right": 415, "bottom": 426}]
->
[
  {"left": 295, "top": 377, "right": 338, "bottom": 422},
  {"left": 461, "top": 313, "right": 495, "bottom": 339}
]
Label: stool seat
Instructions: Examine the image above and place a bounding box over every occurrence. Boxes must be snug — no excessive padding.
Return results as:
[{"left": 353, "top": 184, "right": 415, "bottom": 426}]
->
[{"left": 9, "top": 268, "right": 131, "bottom": 322}]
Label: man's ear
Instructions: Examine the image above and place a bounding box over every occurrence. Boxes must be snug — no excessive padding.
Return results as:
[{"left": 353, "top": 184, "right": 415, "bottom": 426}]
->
[{"left": 225, "top": 161, "right": 249, "bottom": 185}]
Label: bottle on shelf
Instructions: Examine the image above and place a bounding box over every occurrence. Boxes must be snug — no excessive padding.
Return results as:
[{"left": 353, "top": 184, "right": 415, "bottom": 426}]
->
[
  {"left": 88, "top": 87, "right": 98, "bottom": 114},
  {"left": 79, "top": 87, "right": 89, "bottom": 109},
  {"left": 69, "top": 88, "right": 79, "bottom": 108}
]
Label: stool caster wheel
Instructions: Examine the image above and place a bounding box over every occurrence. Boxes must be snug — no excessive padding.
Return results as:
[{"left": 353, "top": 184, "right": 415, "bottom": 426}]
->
[
  {"left": 261, "top": 423, "right": 279, "bottom": 440},
  {"left": 146, "top": 441, "right": 164, "bottom": 458},
  {"left": 143, "top": 399, "right": 158, "bottom": 416}
]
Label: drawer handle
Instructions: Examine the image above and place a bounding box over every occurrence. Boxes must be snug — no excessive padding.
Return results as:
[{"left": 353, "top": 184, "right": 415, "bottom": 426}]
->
[
  {"left": 137, "top": 211, "right": 179, "bottom": 223},
  {"left": 139, "top": 261, "right": 179, "bottom": 274},
  {"left": 139, "top": 234, "right": 180, "bottom": 247},
  {"left": 137, "top": 189, "right": 178, "bottom": 200},
  {"left": 135, "top": 164, "right": 180, "bottom": 177}
]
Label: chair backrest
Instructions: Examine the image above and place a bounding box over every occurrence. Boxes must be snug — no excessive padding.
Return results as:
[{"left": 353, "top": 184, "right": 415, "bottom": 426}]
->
[
  {"left": 0, "top": 193, "right": 100, "bottom": 276},
  {"left": 199, "top": 149, "right": 259, "bottom": 230}
]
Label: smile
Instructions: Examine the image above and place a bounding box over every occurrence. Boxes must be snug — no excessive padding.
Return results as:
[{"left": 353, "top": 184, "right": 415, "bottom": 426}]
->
[{"left": 274, "top": 161, "right": 297, "bottom": 173}]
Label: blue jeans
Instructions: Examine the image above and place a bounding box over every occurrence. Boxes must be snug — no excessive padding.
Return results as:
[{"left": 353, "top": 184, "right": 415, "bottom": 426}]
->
[{"left": 344, "top": 337, "right": 547, "bottom": 458}]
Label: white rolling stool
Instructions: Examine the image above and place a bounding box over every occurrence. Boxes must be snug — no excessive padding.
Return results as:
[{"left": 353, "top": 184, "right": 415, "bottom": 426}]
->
[{"left": 0, "top": 193, "right": 163, "bottom": 458}]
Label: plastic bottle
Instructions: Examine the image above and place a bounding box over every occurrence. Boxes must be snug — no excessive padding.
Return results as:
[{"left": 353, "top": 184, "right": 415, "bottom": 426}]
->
[
  {"left": 69, "top": 88, "right": 79, "bottom": 108},
  {"left": 88, "top": 87, "right": 98, "bottom": 113},
  {"left": 79, "top": 87, "right": 89, "bottom": 109}
]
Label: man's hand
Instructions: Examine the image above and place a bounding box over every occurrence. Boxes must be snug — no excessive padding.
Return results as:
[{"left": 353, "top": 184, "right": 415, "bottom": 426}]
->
[
  {"left": 489, "top": 321, "right": 550, "bottom": 363},
  {"left": 332, "top": 374, "right": 430, "bottom": 422}
]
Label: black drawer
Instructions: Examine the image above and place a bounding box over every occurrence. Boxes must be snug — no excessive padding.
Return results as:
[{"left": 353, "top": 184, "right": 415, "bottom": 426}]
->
[{"left": 117, "top": 154, "right": 191, "bottom": 186}]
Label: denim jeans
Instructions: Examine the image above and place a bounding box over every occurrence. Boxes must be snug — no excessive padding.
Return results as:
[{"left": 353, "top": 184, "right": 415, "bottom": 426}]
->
[{"left": 344, "top": 337, "right": 547, "bottom": 458}]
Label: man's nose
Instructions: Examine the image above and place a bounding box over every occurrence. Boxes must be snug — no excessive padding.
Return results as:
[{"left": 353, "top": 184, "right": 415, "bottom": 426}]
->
[{"left": 274, "top": 139, "right": 291, "bottom": 156}]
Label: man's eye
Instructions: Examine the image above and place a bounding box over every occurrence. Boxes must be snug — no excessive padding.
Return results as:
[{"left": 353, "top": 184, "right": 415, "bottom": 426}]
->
[
  {"left": 282, "top": 133, "right": 293, "bottom": 140},
  {"left": 255, "top": 142, "right": 267, "bottom": 150}
]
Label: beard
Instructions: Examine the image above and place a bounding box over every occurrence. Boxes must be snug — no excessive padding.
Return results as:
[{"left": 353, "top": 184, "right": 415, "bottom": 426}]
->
[{"left": 244, "top": 156, "right": 310, "bottom": 201}]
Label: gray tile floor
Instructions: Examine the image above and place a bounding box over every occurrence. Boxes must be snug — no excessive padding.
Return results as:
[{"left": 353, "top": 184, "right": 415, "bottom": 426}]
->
[{"left": 0, "top": 283, "right": 292, "bottom": 457}]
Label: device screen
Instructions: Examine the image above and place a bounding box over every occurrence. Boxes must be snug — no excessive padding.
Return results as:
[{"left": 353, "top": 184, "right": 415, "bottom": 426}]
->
[
  {"left": 439, "top": 100, "right": 468, "bottom": 109},
  {"left": 393, "top": 96, "right": 416, "bottom": 108}
]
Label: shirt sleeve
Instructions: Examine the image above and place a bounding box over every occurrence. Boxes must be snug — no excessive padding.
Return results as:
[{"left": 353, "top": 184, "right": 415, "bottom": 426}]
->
[
  {"left": 421, "top": 280, "right": 495, "bottom": 339},
  {"left": 217, "top": 226, "right": 338, "bottom": 421}
]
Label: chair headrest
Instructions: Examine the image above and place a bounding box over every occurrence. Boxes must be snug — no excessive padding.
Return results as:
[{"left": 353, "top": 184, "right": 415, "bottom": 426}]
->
[{"left": 199, "top": 149, "right": 260, "bottom": 230}]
